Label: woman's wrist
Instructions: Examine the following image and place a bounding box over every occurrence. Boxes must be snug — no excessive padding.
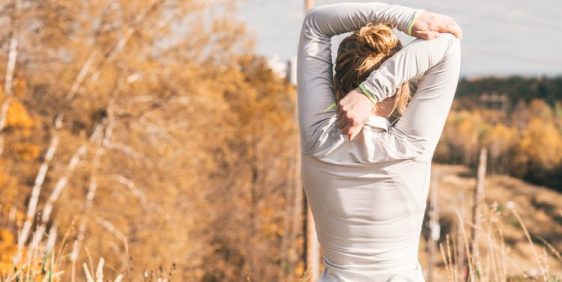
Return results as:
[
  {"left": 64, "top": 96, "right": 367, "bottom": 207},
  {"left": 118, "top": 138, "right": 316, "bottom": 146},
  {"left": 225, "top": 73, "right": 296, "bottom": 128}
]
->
[
  {"left": 407, "top": 10, "right": 423, "bottom": 36},
  {"left": 357, "top": 84, "right": 378, "bottom": 105}
]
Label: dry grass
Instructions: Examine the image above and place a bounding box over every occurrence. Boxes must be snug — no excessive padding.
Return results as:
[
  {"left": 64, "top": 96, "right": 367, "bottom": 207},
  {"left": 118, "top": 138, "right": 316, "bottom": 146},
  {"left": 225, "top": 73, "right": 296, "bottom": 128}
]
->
[
  {"left": 422, "top": 163, "right": 562, "bottom": 281},
  {"left": 2, "top": 163, "right": 561, "bottom": 281},
  {"left": 1, "top": 225, "right": 173, "bottom": 282}
]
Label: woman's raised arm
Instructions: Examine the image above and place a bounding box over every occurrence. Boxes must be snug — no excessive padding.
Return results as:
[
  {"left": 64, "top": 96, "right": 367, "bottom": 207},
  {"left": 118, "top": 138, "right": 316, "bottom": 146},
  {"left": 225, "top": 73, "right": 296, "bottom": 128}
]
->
[{"left": 297, "top": 2, "right": 420, "bottom": 153}]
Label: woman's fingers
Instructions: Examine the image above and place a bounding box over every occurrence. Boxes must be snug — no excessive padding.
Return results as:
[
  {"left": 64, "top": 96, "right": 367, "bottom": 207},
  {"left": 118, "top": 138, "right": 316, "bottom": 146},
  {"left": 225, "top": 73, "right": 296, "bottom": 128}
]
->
[
  {"left": 412, "top": 11, "right": 463, "bottom": 40},
  {"left": 336, "top": 88, "right": 375, "bottom": 140},
  {"left": 438, "top": 16, "right": 463, "bottom": 39},
  {"left": 338, "top": 116, "right": 348, "bottom": 130},
  {"left": 414, "top": 30, "right": 440, "bottom": 40},
  {"left": 448, "top": 22, "right": 463, "bottom": 39},
  {"left": 348, "top": 125, "right": 363, "bottom": 141},
  {"left": 338, "top": 108, "right": 352, "bottom": 129},
  {"left": 339, "top": 109, "right": 355, "bottom": 135},
  {"left": 341, "top": 121, "right": 353, "bottom": 136},
  {"left": 338, "top": 114, "right": 366, "bottom": 141}
]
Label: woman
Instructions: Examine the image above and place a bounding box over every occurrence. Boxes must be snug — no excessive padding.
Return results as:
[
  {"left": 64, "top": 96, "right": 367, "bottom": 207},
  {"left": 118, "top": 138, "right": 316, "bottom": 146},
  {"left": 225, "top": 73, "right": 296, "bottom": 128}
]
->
[{"left": 297, "top": 2, "right": 462, "bottom": 281}]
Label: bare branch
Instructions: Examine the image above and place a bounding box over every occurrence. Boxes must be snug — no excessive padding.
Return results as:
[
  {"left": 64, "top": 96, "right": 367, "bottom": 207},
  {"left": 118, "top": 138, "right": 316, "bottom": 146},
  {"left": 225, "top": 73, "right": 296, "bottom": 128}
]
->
[
  {"left": 95, "top": 216, "right": 127, "bottom": 243},
  {"left": 26, "top": 124, "right": 103, "bottom": 255},
  {"left": 107, "top": 174, "right": 147, "bottom": 205},
  {"left": 17, "top": 135, "right": 60, "bottom": 253},
  {"left": 0, "top": 0, "right": 20, "bottom": 156},
  {"left": 104, "top": 141, "right": 144, "bottom": 160}
]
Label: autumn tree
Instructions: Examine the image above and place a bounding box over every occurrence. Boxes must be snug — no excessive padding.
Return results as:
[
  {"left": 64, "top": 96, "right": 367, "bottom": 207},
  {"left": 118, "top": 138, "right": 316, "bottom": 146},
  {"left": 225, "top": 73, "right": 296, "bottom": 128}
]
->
[{"left": 1, "top": 0, "right": 301, "bottom": 281}]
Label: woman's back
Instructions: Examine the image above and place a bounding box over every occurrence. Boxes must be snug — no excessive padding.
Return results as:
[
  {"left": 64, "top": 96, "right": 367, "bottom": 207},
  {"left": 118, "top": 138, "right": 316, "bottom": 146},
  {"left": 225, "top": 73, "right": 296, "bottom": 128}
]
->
[
  {"left": 297, "top": 2, "right": 461, "bottom": 281},
  {"left": 302, "top": 119, "right": 431, "bottom": 281}
]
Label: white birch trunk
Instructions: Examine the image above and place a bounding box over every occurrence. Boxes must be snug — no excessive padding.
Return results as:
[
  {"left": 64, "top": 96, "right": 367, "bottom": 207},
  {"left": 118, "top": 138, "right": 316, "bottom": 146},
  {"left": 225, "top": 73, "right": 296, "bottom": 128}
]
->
[{"left": 0, "top": 0, "right": 20, "bottom": 156}]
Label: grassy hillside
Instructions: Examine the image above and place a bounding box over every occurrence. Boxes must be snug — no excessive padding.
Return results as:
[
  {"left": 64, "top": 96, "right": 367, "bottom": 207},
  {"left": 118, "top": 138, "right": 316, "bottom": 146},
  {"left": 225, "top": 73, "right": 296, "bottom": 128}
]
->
[{"left": 424, "top": 163, "right": 562, "bottom": 281}]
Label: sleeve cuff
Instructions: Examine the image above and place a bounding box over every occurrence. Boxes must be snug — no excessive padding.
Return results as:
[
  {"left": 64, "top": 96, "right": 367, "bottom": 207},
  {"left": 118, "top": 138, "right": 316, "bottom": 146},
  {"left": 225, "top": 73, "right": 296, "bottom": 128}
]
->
[
  {"left": 407, "top": 9, "right": 423, "bottom": 36},
  {"left": 358, "top": 84, "right": 378, "bottom": 105}
]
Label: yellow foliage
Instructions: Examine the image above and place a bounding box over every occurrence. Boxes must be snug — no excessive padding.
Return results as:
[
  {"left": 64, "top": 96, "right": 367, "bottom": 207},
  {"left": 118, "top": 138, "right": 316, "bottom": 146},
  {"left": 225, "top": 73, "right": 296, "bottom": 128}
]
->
[
  {"left": 482, "top": 123, "right": 517, "bottom": 158},
  {"left": 262, "top": 222, "right": 283, "bottom": 237},
  {"left": 6, "top": 100, "right": 35, "bottom": 130},
  {"left": 515, "top": 117, "right": 562, "bottom": 170},
  {"left": 14, "top": 78, "right": 27, "bottom": 97},
  {"left": 441, "top": 107, "right": 562, "bottom": 178},
  {"left": 0, "top": 166, "right": 19, "bottom": 211},
  {"left": 0, "top": 228, "right": 16, "bottom": 276},
  {"left": 528, "top": 99, "right": 553, "bottom": 121},
  {"left": 443, "top": 110, "right": 485, "bottom": 162},
  {"left": 11, "top": 142, "right": 42, "bottom": 161}
]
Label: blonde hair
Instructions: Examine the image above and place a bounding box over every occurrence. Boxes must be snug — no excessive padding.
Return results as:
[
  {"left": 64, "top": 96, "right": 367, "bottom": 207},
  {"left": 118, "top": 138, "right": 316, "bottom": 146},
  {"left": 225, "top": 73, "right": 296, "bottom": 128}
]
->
[{"left": 334, "top": 23, "right": 411, "bottom": 116}]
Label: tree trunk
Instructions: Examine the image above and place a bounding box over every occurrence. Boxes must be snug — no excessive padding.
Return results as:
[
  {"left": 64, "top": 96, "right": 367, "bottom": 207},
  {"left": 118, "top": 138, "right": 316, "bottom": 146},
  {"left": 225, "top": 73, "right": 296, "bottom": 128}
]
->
[
  {"left": 306, "top": 205, "right": 319, "bottom": 281},
  {"left": 427, "top": 171, "right": 440, "bottom": 282},
  {"left": 469, "top": 147, "right": 487, "bottom": 279}
]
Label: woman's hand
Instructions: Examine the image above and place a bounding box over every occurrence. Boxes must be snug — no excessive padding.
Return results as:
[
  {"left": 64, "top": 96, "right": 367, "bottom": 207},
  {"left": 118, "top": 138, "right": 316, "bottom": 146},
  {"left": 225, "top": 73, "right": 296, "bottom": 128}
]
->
[
  {"left": 337, "top": 89, "right": 374, "bottom": 141},
  {"left": 411, "top": 11, "right": 463, "bottom": 40}
]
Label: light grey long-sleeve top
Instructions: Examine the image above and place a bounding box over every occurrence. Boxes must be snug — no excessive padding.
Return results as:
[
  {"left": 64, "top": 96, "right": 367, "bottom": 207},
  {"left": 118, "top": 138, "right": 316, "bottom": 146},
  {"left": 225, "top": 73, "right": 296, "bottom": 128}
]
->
[{"left": 297, "top": 2, "right": 461, "bottom": 281}]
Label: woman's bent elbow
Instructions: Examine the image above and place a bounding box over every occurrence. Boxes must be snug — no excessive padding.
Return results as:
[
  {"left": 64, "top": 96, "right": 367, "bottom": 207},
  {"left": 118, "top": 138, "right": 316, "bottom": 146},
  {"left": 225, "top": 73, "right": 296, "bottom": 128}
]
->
[{"left": 442, "top": 33, "right": 461, "bottom": 62}]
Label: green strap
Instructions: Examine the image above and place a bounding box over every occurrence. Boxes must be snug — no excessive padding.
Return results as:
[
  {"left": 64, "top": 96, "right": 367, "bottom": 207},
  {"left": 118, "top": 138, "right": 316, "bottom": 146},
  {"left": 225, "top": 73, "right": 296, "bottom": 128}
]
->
[
  {"left": 323, "top": 102, "right": 337, "bottom": 112},
  {"left": 323, "top": 85, "right": 378, "bottom": 113},
  {"left": 408, "top": 10, "right": 420, "bottom": 36},
  {"left": 358, "top": 84, "right": 378, "bottom": 105}
]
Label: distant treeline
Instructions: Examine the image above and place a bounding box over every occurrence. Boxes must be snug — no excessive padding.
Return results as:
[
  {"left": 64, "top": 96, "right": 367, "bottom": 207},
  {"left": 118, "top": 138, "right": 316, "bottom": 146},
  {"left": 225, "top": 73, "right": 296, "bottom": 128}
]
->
[
  {"left": 432, "top": 76, "right": 562, "bottom": 191},
  {"left": 456, "top": 76, "right": 562, "bottom": 108}
]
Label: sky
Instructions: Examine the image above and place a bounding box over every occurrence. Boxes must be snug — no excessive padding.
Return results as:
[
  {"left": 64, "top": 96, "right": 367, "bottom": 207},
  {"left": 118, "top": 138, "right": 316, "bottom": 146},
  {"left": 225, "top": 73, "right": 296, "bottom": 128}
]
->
[{"left": 237, "top": 0, "right": 562, "bottom": 77}]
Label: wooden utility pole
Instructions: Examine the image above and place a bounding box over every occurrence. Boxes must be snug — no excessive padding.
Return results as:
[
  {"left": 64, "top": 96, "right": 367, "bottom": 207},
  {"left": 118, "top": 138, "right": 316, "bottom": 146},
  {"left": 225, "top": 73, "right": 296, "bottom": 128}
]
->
[
  {"left": 306, "top": 204, "right": 320, "bottom": 281},
  {"left": 456, "top": 193, "right": 467, "bottom": 282},
  {"left": 301, "top": 2, "right": 319, "bottom": 281},
  {"left": 0, "top": 0, "right": 20, "bottom": 157},
  {"left": 305, "top": 0, "right": 314, "bottom": 11},
  {"left": 427, "top": 171, "right": 441, "bottom": 282},
  {"left": 469, "top": 147, "right": 487, "bottom": 279},
  {"left": 289, "top": 1, "right": 320, "bottom": 281}
]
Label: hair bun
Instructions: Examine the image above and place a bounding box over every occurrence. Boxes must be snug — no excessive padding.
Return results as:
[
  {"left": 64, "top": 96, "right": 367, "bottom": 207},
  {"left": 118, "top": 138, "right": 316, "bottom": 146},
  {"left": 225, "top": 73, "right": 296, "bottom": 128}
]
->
[{"left": 356, "top": 23, "right": 398, "bottom": 56}]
